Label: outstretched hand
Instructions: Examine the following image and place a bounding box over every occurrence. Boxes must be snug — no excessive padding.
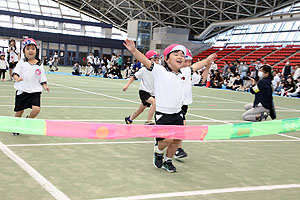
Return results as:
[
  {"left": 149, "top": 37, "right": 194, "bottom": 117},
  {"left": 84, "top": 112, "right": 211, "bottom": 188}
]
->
[
  {"left": 207, "top": 53, "right": 217, "bottom": 65},
  {"left": 123, "top": 39, "right": 136, "bottom": 52},
  {"left": 123, "top": 85, "right": 129, "bottom": 91}
]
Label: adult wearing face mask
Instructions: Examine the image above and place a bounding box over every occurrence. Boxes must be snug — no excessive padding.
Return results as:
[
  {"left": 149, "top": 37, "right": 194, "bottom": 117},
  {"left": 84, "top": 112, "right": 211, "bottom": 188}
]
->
[
  {"left": 282, "top": 61, "right": 293, "bottom": 80},
  {"left": 242, "top": 65, "right": 276, "bottom": 122}
]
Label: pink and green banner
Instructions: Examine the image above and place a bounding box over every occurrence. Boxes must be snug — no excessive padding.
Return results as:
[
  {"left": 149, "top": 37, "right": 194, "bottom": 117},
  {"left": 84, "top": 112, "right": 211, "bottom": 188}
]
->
[{"left": 0, "top": 116, "right": 299, "bottom": 141}]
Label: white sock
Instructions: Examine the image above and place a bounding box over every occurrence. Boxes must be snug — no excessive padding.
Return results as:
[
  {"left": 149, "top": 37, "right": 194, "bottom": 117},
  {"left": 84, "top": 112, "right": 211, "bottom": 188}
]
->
[
  {"left": 165, "top": 156, "right": 172, "bottom": 161},
  {"left": 154, "top": 146, "right": 164, "bottom": 154}
]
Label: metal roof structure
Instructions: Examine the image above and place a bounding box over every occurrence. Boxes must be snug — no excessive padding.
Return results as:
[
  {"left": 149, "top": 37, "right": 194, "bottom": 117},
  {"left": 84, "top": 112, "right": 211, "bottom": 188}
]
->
[{"left": 54, "top": 0, "right": 300, "bottom": 40}]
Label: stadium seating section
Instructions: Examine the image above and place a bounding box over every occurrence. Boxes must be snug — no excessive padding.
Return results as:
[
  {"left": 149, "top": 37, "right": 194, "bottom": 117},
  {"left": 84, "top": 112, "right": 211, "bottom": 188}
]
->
[{"left": 193, "top": 45, "right": 300, "bottom": 72}]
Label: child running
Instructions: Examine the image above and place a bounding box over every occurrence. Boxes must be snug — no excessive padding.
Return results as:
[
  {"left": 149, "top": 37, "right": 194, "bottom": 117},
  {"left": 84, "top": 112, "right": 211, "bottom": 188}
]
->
[
  {"left": 123, "top": 39, "right": 216, "bottom": 172},
  {"left": 175, "top": 49, "right": 201, "bottom": 159},
  {"left": 0, "top": 53, "right": 8, "bottom": 82},
  {"left": 123, "top": 50, "right": 158, "bottom": 125},
  {"left": 12, "top": 38, "right": 49, "bottom": 136}
]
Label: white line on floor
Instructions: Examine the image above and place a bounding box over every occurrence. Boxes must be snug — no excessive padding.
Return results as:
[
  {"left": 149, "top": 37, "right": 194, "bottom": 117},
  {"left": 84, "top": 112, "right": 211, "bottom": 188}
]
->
[
  {"left": 49, "top": 119, "right": 246, "bottom": 122},
  {"left": 276, "top": 134, "right": 300, "bottom": 140},
  {"left": 6, "top": 139, "right": 300, "bottom": 147},
  {"left": 50, "top": 83, "right": 140, "bottom": 104},
  {"left": 0, "top": 105, "right": 299, "bottom": 113},
  {"left": 187, "top": 113, "right": 232, "bottom": 124},
  {"left": 193, "top": 93, "right": 298, "bottom": 111},
  {"left": 0, "top": 140, "right": 70, "bottom": 200},
  {"left": 96, "top": 184, "right": 300, "bottom": 200}
]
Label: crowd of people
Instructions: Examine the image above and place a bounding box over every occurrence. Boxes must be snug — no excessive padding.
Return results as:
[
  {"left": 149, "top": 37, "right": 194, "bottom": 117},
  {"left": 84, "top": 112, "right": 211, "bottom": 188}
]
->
[
  {"left": 67, "top": 51, "right": 300, "bottom": 98},
  {"left": 70, "top": 52, "right": 142, "bottom": 79},
  {"left": 201, "top": 59, "right": 300, "bottom": 98}
]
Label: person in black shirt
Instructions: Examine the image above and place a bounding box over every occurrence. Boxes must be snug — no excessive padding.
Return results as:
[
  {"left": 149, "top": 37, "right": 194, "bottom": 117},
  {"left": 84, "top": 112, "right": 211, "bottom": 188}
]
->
[
  {"left": 281, "top": 76, "right": 296, "bottom": 96},
  {"left": 242, "top": 65, "right": 276, "bottom": 122},
  {"left": 231, "top": 74, "right": 243, "bottom": 90}
]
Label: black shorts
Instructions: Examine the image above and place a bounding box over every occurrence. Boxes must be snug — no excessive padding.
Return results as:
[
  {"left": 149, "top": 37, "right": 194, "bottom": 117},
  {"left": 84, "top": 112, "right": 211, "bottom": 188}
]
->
[
  {"left": 9, "top": 62, "right": 18, "bottom": 69},
  {"left": 155, "top": 111, "right": 184, "bottom": 142},
  {"left": 181, "top": 105, "right": 189, "bottom": 120},
  {"left": 14, "top": 91, "right": 41, "bottom": 112},
  {"left": 139, "top": 90, "right": 154, "bottom": 107}
]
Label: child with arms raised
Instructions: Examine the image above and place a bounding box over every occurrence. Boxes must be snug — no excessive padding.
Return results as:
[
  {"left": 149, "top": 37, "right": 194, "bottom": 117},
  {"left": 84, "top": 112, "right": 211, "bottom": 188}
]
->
[{"left": 123, "top": 39, "right": 216, "bottom": 172}]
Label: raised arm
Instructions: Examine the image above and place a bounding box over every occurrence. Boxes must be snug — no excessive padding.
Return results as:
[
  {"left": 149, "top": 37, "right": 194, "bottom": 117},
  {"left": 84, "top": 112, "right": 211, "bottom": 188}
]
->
[
  {"left": 191, "top": 53, "right": 217, "bottom": 72},
  {"left": 123, "top": 39, "right": 152, "bottom": 69},
  {"left": 201, "top": 67, "right": 210, "bottom": 84}
]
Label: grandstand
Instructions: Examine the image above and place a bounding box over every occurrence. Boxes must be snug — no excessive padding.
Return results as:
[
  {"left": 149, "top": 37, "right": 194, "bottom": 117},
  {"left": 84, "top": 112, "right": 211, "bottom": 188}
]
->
[{"left": 195, "top": 44, "right": 300, "bottom": 71}]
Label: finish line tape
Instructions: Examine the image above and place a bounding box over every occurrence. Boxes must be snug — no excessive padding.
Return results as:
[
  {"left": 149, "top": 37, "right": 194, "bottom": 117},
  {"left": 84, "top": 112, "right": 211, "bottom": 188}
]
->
[{"left": 0, "top": 116, "right": 299, "bottom": 141}]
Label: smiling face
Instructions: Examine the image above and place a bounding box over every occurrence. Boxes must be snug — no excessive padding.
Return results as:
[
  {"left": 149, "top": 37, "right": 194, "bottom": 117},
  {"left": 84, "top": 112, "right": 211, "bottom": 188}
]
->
[
  {"left": 165, "top": 50, "right": 185, "bottom": 72},
  {"left": 184, "top": 59, "right": 192, "bottom": 67},
  {"left": 150, "top": 57, "right": 159, "bottom": 64},
  {"left": 10, "top": 40, "right": 15, "bottom": 46},
  {"left": 24, "top": 44, "right": 37, "bottom": 60}
]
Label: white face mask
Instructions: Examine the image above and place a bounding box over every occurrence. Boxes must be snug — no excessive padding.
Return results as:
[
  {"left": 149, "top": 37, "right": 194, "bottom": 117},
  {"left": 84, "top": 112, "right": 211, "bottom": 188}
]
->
[{"left": 258, "top": 71, "right": 264, "bottom": 78}]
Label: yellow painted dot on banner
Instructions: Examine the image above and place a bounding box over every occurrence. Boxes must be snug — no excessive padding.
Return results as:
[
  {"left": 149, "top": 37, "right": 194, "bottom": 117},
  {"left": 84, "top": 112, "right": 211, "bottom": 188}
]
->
[
  {"left": 96, "top": 126, "right": 109, "bottom": 139},
  {"left": 236, "top": 128, "right": 251, "bottom": 136}
]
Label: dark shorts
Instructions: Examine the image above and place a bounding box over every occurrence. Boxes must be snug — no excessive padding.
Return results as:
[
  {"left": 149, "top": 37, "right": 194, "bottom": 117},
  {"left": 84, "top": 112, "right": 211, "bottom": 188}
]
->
[
  {"left": 14, "top": 91, "right": 41, "bottom": 112},
  {"left": 9, "top": 62, "right": 18, "bottom": 69},
  {"left": 181, "top": 105, "right": 188, "bottom": 120},
  {"left": 139, "top": 90, "right": 154, "bottom": 107},
  {"left": 155, "top": 111, "right": 184, "bottom": 142}
]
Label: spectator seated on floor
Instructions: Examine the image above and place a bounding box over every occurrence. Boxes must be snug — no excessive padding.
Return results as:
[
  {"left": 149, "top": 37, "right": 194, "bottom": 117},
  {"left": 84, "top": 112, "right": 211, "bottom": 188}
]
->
[
  {"left": 281, "top": 76, "right": 296, "bottom": 96},
  {"left": 211, "top": 70, "right": 224, "bottom": 88},
  {"left": 287, "top": 76, "right": 300, "bottom": 97},
  {"left": 225, "top": 73, "right": 237, "bottom": 89},
  {"left": 231, "top": 74, "right": 244, "bottom": 91},
  {"left": 108, "top": 64, "right": 119, "bottom": 79},
  {"left": 272, "top": 71, "right": 281, "bottom": 92},
  {"left": 72, "top": 61, "right": 81, "bottom": 75}
]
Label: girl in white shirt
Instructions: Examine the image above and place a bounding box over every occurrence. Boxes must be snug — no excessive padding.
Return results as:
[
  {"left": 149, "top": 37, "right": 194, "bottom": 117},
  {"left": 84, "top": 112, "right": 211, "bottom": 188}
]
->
[
  {"left": 0, "top": 53, "right": 8, "bottom": 81},
  {"left": 12, "top": 38, "right": 49, "bottom": 136},
  {"left": 124, "top": 39, "right": 216, "bottom": 173},
  {"left": 7, "top": 39, "right": 20, "bottom": 80},
  {"left": 123, "top": 50, "right": 158, "bottom": 125}
]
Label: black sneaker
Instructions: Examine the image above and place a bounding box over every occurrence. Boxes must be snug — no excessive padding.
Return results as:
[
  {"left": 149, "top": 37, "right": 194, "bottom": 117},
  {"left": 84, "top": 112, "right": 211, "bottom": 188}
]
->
[
  {"left": 125, "top": 116, "right": 133, "bottom": 124},
  {"left": 12, "top": 132, "right": 20, "bottom": 136},
  {"left": 162, "top": 160, "right": 177, "bottom": 173},
  {"left": 153, "top": 152, "right": 164, "bottom": 168},
  {"left": 258, "top": 112, "right": 268, "bottom": 121},
  {"left": 175, "top": 148, "right": 188, "bottom": 158}
]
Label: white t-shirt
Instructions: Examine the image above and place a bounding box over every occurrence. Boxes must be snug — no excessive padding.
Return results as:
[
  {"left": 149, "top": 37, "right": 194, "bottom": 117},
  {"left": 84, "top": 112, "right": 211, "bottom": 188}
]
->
[
  {"left": 87, "top": 55, "right": 94, "bottom": 64},
  {"left": 151, "top": 63, "right": 185, "bottom": 114},
  {"left": 53, "top": 54, "right": 59, "bottom": 62},
  {"left": 210, "top": 63, "right": 218, "bottom": 71},
  {"left": 272, "top": 74, "right": 281, "bottom": 89},
  {"left": 13, "top": 60, "right": 47, "bottom": 94},
  {"left": 9, "top": 47, "right": 19, "bottom": 63},
  {"left": 0, "top": 60, "right": 8, "bottom": 70},
  {"left": 134, "top": 67, "right": 155, "bottom": 96},
  {"left": 293, "top": 68, "right": 300, "bottom": 80},
  {"left": 181, "top": 67, "right": 193, "bottom": 105}
]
